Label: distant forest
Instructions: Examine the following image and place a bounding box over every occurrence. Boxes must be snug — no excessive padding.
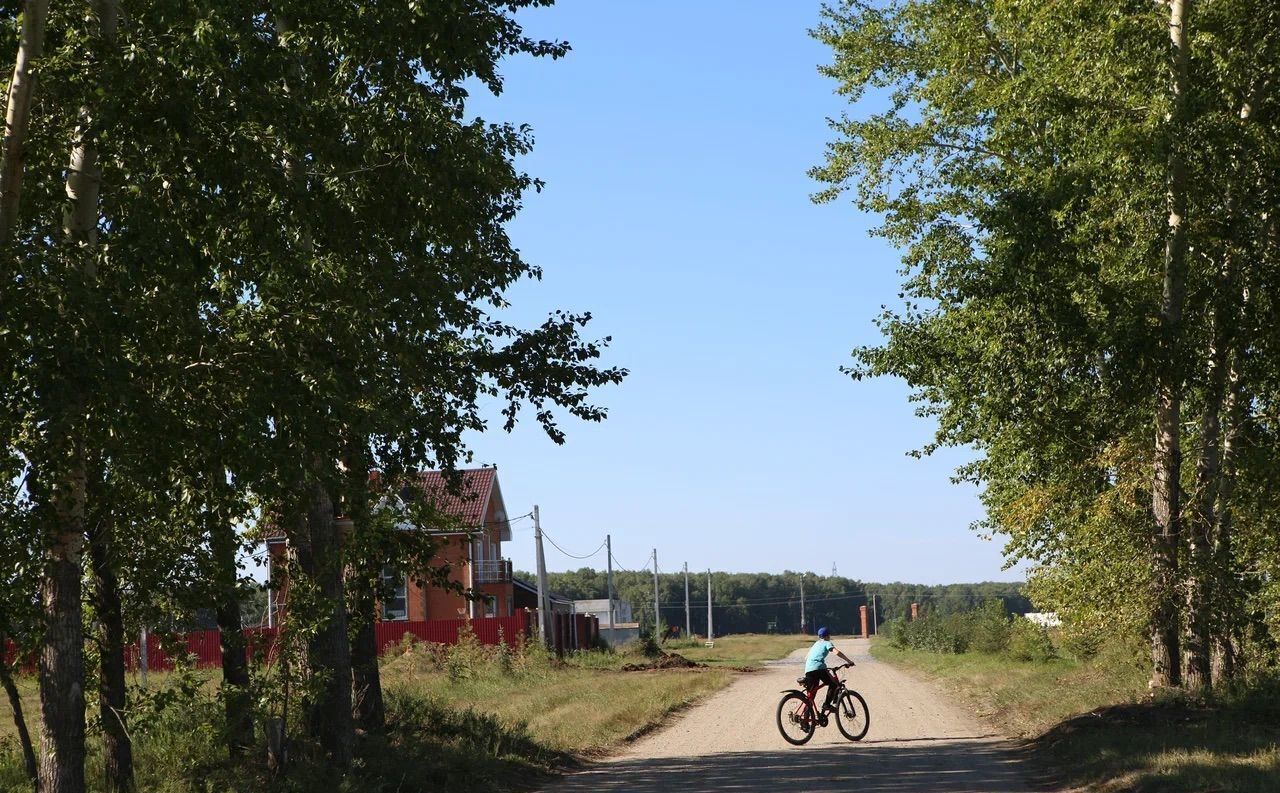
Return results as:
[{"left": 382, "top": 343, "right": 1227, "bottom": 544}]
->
[{"left": 515, "top": 568, "right": 1032, "bottom": 636}]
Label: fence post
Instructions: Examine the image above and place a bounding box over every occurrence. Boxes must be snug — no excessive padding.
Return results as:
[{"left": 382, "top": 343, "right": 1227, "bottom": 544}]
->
[{"left": 139, "top": 626, "right": 149, "bottom": 687}]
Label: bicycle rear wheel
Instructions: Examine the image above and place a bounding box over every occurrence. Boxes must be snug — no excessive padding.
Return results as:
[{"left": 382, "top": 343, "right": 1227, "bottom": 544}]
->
[
  {"left": 776, "top": 692, "right": 817, "bottom": 745},
  {"left": 835, "top": 689, "right": 869, "bottom": 741}
]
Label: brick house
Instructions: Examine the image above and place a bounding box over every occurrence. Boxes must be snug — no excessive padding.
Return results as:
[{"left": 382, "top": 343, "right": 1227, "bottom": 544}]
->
[{"left": 266, "top": 467, "right": 515, "bottom": 624}]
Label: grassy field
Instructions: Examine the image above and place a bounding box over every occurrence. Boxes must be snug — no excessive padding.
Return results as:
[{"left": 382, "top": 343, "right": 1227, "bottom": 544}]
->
[
  {"left": 872, "top": 640, "right": 1280, "bottom": 792},
  {"left": 663, "top": 633, "right": 810, "bottom": 667},
  {"left": 0, "top": 632, "right": 804, "bottom": 791},
  {"left": 381, "top": 641, "right": 732, "bottom": 755}
]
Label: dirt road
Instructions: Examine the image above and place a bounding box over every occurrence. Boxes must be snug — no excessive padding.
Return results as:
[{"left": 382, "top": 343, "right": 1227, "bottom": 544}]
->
[{"left": 545, "top": 638, "right": 1037, "bottom": 793}]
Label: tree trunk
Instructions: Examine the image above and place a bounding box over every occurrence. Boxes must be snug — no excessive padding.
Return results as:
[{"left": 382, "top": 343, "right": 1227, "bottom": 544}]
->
[
  {"left": 1210, "top": 351, "right": 1247, "bottom": 684},
  {"left": 349, "top": 586, "right": 384, "bottom": 731},
  {"left": 292, "top": 479, "right": 354, "bottom": 767},
  {"left": 39, "top": 464, "right": 87, "bottom": 793},
  {"left": 1150, "top": 0, "right": 1192, "bottom": 691},
  {"left": 344, "top": 450, "right": 383, "bottom": 731},
  {"left": 0, "top": 629, "right": 39, "bottom": 792},
  {"left": 1182, "top": 257, "right": 1236, "bottom": 689},
  {"left": 208, "top": 470, "right": 255, "bottom": 754},
  {"left": 0, "top": 0, "right": 51, "bottom": 237},
  {"left": 62, "top": 0, "right": 119, "bottom": 246},
  {"left": 87, "top": 516, "right": 133, "bottom": 793},
  {"left": 40, "top": 5, "right": 120, "bottom": 789}
]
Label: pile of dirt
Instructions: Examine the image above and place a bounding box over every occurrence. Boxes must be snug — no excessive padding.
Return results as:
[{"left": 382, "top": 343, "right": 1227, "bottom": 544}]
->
[{"left": 621, "top": 651, "right": 706, "bottom": 671}]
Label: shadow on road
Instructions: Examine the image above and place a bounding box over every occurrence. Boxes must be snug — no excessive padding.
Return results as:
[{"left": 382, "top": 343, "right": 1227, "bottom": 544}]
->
[{"left": 555, "top": 740, "right": 1034, "bottom": 793}]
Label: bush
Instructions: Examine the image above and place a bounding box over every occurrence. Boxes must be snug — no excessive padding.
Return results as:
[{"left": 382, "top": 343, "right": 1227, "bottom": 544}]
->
[
  {"left": 969, "top": 598, "right": 1012, "bottom": 654},
  {"left": 445, "top": 624, "right": 488, "bottom": 682},
  {"left": 1007, "top": 618, "right": 1056, "bottom": 662},
  {"left": 891, "top": 613, "right": 970, "bottom": 654},
  {"left": 1060, "top": 623, "right": 1105, "bottom": 662}
]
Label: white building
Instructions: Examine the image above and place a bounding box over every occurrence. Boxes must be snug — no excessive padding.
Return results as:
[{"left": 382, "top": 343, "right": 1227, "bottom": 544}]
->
[
  {"left": 574, "top": 598, "right": 633, "bottom": 624},
  {"left": 574, "top": 599, "right": 637, "bottom": 646},
  {"left": 1023, "top": 612, "right": 1061, "bottom": 628}
]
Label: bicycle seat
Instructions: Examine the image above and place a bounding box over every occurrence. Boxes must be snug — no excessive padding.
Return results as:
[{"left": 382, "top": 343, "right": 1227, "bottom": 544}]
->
[{"left": 796, "top": 677, "right": 807, "bottom": 685}]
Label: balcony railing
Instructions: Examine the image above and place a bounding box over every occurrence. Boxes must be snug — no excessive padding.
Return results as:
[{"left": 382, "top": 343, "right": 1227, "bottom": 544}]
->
[{"left": 474, "top": 558, "right": 512, "bottom": 584}]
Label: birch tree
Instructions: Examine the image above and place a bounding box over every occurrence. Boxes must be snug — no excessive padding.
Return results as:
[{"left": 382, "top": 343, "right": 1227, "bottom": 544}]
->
[
  {"left": 813, "top": 0, "right": 1280, "bottom": 688},
  {"left": 0, "top": 0, "right": 51, "bottom": 236}
]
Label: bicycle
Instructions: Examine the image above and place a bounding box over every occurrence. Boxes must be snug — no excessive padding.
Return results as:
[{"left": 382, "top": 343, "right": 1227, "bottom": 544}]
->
[{"left": 775, "top": 662, "right": 870, "bottom": 745}]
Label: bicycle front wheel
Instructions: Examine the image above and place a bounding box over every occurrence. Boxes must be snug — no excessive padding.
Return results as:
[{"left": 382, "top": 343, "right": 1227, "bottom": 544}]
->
[
  {"left": 776, "top": 692, "right": 817, "bottom": 745},
  {"left": 835, "top": 689, "right": 870, "bottom": 741}
]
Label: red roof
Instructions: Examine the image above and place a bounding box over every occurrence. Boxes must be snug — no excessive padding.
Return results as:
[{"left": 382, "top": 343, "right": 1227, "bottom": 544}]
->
[
  {"left": 406, "top": 468, "right": 497, "bottom": 528},
  {"left": 263, "top": 467, "right": 502, "bottom": 542}
]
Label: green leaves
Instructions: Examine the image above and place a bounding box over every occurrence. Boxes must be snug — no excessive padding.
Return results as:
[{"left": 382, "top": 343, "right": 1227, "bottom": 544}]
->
[{"left": 816, "top": 0, "right": 1280, "bottom": 681}]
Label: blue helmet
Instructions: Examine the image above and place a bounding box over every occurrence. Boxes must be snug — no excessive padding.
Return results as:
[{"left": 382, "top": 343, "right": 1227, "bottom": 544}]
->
[{"left": 817, "top": 626, "right": 830, "bottom": 638}]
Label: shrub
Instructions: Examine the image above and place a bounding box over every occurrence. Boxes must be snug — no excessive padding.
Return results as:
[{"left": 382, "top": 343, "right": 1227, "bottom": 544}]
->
[
  {"left": 1060, "top": 623, "right": 1105, "bottom": 662},
  {"left": 892, "top": 613, "right": 970, "bottom": 654},
  {"left": 445, "top": 624, "right": 488, "bottom": 682},
  {"left": 1007, "top": 618, "right": 1056, "bottom": 662},
  {"left": 969, "top": 598, "right": 1012, "bottom": 654}
]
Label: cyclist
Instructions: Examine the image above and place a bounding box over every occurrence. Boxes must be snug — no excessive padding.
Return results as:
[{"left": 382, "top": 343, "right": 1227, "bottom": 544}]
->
[{"left": 805, "top": 627, "right": 854, "bottom": 712}]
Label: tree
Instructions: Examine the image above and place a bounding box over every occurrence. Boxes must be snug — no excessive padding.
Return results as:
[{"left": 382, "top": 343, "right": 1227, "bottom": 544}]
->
[
  {"left": 2, "top": 0, "right": 624, "bottom": 784},
  {"left": 811, "top": 0, "right": 1280, "bottom": 689}
]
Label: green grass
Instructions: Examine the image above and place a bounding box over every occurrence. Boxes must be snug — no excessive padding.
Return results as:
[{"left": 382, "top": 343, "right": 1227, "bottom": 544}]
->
[
  {"left": 1, "top": 636, "right": 746, "bottom": 792},
  {"left": 871, "top": 640, "right": 1147, "bottom": 736},
  {"left": 380, "top": 641, "right": 732, "bottom": 755},
  {"left": 872, "top": 638, "right": 1280, "bottom": 793},
  {"left": 660, "top": 633, "right": 811, "bottom": 668}
]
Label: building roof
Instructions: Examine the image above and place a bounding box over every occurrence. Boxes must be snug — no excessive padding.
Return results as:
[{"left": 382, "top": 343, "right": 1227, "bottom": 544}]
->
[
  {"left": 264, "top": 467, "right": 508, "bottom": 543},
  {"left": 513, "top": 576, "right": 574, "bottom": 605},
  {"left": 405, "top": 468, "right": 498, "bottom": 530}
]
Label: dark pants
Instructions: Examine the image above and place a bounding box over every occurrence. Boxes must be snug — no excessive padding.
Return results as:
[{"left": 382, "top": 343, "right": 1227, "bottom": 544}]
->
[{"left": 804, "top": 668, "right": 839, "bottom": 709}]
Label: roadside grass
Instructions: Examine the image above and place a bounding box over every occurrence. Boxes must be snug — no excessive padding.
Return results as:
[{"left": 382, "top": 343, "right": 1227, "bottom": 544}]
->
[
  {"left": 380, "top": 638, "right": 732, "bottom": 754},
  {"left": 3, "top": 664, "right": 561, "bottom": 793},
  {"left": 1, "top": 631, "right": 815, "bottom": 790},
  {"left": 661, "top": 633, "right": 811, "bottom": 668},
  {"left": 871, "top": 639, "right": 1280, "bottom": 793},
  {"left": 1, "top": 635, "right": 740, "bottom": 791},
  {"left": 871, "top": 641, "right": 1147, "bottom": 736}
]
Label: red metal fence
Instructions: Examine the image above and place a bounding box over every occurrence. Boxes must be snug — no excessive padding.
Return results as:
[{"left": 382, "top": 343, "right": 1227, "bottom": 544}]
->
[
  {"left": 5, "top": 612, "right": 562, "bottom": 672},
  {"left": 372, "top": 612, "right": 531, "bottom": 655},
  {"left": 4, "top": 610, "right": 603, "bottom": 672}
]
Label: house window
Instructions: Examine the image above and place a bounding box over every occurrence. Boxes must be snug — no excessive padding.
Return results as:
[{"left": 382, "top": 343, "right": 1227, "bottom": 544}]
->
[
  {"left": 381, "top": 567, "right": 408, "bottom": 621},
  {"left": 484, "top": 596, "right": 497, "bottom": 618}
]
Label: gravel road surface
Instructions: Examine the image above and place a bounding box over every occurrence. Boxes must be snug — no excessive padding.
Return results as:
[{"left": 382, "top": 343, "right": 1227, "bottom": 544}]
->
[{"left": 544, "top": 638, "right": 1037, "bottom": 793}]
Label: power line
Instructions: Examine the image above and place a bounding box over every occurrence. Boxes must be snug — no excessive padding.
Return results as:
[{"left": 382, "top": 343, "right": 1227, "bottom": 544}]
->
[
  {"left": 682, "top": 592, "right": 874, "bottom": 610},
  {"left": 540, "top": 530, "right": 607, "bottom": 560},
  {"left": 609, "top": 550, "right": 649, "bottom": 575}
]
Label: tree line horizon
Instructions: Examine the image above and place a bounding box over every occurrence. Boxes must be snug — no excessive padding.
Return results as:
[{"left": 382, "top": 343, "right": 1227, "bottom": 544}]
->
[{"left": 521, "top": 568, "right": 1033, "bottom": 636}]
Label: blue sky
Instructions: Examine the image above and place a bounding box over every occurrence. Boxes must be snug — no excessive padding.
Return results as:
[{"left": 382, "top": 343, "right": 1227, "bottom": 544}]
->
[{"left": 461, "top": 0, "right": 1026, "bottom": 586}]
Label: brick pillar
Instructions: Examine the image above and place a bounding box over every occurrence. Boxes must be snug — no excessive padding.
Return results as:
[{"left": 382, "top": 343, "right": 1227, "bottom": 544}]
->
[
  {"left": 910, "top": 602, "right": 919, "bottom": 620},
  {"left": 859, "top": 605, "right": 869, "bottom": 637}
]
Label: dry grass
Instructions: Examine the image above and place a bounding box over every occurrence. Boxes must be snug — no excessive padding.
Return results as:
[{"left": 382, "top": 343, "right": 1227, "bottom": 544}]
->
[
  {"left": 379, "top": 641, "right": 732, "bottom": 755},
  {"left": 871, "top": 640, "right": 1146, "bottom": 736},
  {"left": 662, "top": 633, "right": 811, "bottom": 668},
  {"left": 872, "top": 639, "right": 1280, "bottom": 793}
]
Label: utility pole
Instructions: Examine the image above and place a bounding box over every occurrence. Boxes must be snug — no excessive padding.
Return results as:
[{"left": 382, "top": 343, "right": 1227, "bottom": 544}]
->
[
  {"left": 606, "top": 534, "right": 615, "bottom": 644},
  {"left": 871, "top": 593, "right": 878, "bottom": 636},
  {"left": 706, "top": 568, "right": 714, "bottom": 642},
  {"left": 800, "top": 573, "right": 807, "bottom": 635},
  {"left": 534, "top": 505, "right": 548, "bottom": 646},
  {"left": 683, "top": 562, "right": 691, "bottom": 638},
  {"left": 652, "top": 548, "right": 660, "bottom": 640}
]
